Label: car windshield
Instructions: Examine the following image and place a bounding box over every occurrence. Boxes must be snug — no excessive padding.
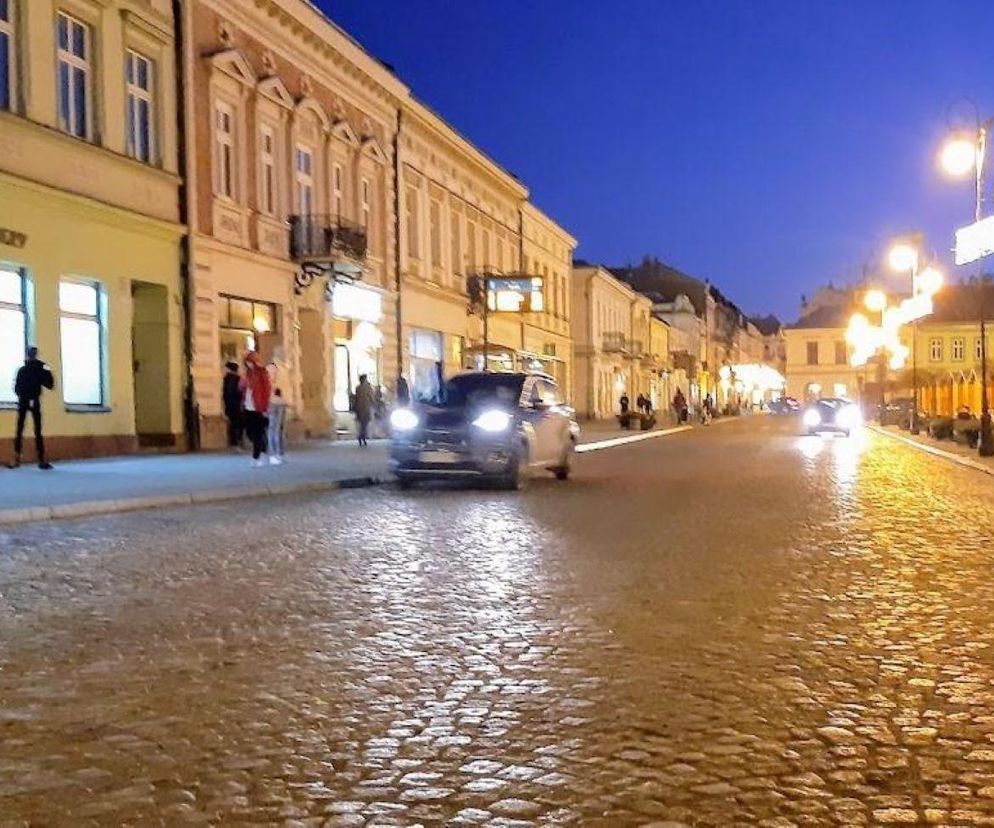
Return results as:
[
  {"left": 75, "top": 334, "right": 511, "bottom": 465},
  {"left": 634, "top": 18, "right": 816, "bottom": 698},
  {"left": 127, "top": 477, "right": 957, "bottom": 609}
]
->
[{"left": 440, "top": 374, "right": 525, "bottom": 408}]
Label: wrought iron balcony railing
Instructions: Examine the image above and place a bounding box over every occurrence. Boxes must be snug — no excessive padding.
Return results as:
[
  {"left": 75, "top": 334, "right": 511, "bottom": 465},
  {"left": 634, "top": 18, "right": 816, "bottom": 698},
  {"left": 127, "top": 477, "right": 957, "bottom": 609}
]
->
[
  {"left": 289, "top": 215, "right": 368, "bottom": 263},
  {"left": 602, "top": 331, "right": 629, "bottom": 353}
]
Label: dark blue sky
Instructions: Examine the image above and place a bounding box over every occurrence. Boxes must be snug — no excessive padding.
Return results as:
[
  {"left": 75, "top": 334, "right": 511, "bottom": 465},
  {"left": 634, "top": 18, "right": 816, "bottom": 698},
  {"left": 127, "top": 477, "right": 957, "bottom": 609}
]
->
[{"left": 323, "top": 0, "right": 994, "bottom": 320}]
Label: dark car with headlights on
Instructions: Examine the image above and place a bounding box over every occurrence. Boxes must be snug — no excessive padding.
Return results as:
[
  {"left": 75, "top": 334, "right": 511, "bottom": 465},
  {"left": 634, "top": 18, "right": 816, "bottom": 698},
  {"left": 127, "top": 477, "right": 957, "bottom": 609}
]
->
[
  {"left": 389, "top": 372, "right": 579, "bottom": 489},
  {"left": 802, "top": 397, "right": 862, "bottom": 436}
]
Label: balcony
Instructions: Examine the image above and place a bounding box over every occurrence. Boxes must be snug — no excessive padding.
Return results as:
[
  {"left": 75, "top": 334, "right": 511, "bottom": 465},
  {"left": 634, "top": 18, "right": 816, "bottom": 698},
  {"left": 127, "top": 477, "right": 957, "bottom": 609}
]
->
[
  {"left": 289, "top": 215, "right": 367, "bottom": 263},
  {"left": 601, "top": 331, "right": 628, "bottom": 353}
]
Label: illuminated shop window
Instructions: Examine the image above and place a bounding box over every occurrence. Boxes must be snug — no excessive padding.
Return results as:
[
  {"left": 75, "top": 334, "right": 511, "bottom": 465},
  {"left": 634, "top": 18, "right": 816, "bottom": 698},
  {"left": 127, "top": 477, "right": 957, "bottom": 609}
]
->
[{"left": 59, "top": 280, "right": 104, "bottom": 406}]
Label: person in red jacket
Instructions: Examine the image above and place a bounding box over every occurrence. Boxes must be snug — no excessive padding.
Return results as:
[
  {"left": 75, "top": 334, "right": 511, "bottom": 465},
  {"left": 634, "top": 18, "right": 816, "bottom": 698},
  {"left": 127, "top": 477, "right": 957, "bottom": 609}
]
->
[{"left": 239, "top": 351, "right": 272, "bottom": 467}]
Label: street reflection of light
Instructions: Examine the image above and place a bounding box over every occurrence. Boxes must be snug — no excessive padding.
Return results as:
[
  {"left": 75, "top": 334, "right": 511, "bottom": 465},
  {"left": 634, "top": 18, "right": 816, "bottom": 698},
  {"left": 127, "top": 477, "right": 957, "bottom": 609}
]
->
[{"left": 798, "top": 435, "right": 825, "bottom": 460}]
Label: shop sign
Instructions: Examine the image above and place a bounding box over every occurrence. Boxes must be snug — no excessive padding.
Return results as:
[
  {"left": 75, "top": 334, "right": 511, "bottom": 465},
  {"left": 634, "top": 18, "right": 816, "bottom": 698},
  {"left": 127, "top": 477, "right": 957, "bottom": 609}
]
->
[
  {"left": 0, "top": 227, "right": 27, "bottom": 249},
  {"left": 955, "top": 216, "right": 994, "bottom": 265},
  {"left": 333, "top": 282, "right": 382, "bottom": 323}
]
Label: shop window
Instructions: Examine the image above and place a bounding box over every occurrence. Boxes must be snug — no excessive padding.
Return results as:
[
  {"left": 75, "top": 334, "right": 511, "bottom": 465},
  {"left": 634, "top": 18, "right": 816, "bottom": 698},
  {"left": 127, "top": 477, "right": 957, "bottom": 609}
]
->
[
  {"left": 59, "top": 280, "right": 105, "bottom": 406},
  {"left": 806, "top": 341, "right": 818, "bottom": 365},
  {"left": 125, "top": 49, "right": 154, "bottom": 163},
  {"left": 218, "top": 294, "right": 278, "bottom": 363},
  {"left": 410, "top": 329, "right": 443, "bottom": 402},
  {"left": 0, "top": 267, "right": 28, "bottom": 405},
  {"left": 56, "top": 11, "right": 91, "bottom": 140},
  {"left": 0, "top": 0, "right": 14, "bottom": 111}
]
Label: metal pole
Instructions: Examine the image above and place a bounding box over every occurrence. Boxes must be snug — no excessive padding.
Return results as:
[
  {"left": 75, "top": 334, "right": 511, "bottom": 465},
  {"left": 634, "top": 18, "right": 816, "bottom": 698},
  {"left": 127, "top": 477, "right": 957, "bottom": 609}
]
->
[
  {"left": 911, "top": 256, "right": 920, "bottom": 433},
  {"left": 977, "top": 124, "right": 994, "bottom": 455},
  {"left": 483, "top": 276, "right": 489, "bottom": 372}
]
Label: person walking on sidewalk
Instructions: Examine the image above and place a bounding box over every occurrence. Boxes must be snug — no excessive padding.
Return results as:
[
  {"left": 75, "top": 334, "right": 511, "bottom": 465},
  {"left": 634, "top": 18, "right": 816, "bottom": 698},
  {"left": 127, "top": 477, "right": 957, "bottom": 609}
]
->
[
  {"left": 222, "top": 361, "right": 243, "bottom": 450},
  {"left": 673, "top": 388, "right": 688, "bottom": 423},
  {"left": 354, "top": 374, "right": 375, "bottom": 447},
  {"left": 240, "top": 351, "right": 271, "bottom": 467},
  {"left": 9, "top": 347, "right": 55, "bottom": 470},
  {"left": 267, "top": 387, "right": 287, "bottom": 465}
]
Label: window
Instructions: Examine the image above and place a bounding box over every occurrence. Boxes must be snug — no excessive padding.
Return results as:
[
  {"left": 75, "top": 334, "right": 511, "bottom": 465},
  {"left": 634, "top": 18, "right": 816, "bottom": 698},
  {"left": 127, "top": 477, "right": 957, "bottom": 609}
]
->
[
  {"left": 429, "top": 199, "right": 441, "bottom": 265},
  {"left": 332, "top": 163, "right": 343, "bottom": 219},
  {"left": 57, "top": 12, "right": 91, "bottom": 139},
  {"left": 496, "top": 237, "right": 504, "bottom": 272},
  {"left": 466, "top": 220, "right": 477, "bottom": 270},
  {"left": 834, "top": 340, "right": 847, "bottom": 365},
  {"left": 359, "top": 178, "right": 373, "bottom": 230},
  {"left": 295, "top": 145, "right": 314, "bottom": 216},
  {"left": 59, "top": 280, "right": 104, "bottom": 406},
  {"left": 218, "top": 294, "right": 278, "bottom": 362},
  {"left": 977, "top": 336, "right": 987, "bottom": 360},
  {"left": 259, "top": 125, "right": 276, "bottom": 216},
  {"left": 214, "top": 101, "right": 235, "bottom": 199},
  {"left": 0, "top": 0, "right": 13, "bottom": 111},
  {"left": 0, "top": 267, "right": 27, "bottom": 405},
  {"left": 405, "top": 186, "right": 419, "bottom": 259},
  {"left": 450, "top": 212, "right": 461, "bottom": 276},
  {"left": 929, "top": 338, "right": 943, "bottom": 362},
  {"left": 952, "top": 337, "right": 965, "bottom": 361},
  {"left": 481, "top": 229, "right": 491, "bottom": 268},
  {"left": 125, "top": 50, "right": 153, "bottom": 163},
  {"left": 806, "top": 341, "right": 819, "bottom": 365}
]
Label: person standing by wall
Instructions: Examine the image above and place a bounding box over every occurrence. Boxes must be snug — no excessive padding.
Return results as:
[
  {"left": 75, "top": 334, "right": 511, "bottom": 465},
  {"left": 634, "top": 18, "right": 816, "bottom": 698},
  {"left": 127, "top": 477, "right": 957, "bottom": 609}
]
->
[
  {"left": 267, "top": 388, "right": 287, "bottom": 465},
  {"left": 9, "top": 347, "right": 55, "bottom": 470},
  {"left": 222, "top": 361, "right": 243, "bottom": 450},
  {"left": 240, "top": 352, "right": 272, "bottom": 467},
  {"left": 354, "top": 374, "right": 375, "bottom": 447}
]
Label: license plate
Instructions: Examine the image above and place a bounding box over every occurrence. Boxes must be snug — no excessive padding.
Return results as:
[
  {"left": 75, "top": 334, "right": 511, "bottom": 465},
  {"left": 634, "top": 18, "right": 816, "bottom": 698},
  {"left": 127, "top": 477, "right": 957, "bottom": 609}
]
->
[{"left": 420, "top": 449, "right": 458, "bottom": 464}]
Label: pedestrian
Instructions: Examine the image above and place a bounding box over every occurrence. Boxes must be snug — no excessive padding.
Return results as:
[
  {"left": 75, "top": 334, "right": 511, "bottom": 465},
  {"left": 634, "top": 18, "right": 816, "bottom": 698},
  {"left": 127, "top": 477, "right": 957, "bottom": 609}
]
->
[
  {"left": 354, "top": 374, "right": 375, "bottom": 447},
  {"left": 222, "top": 361, "right": 243, "bottom": 450},
  {"left": 239, "top": 351, "right": 271, "bottom": 467},
  {"left": 619, "top": 392, "right": 630, "bottom": 414},
  {"left": 8, "top": 346, "right": 55, "bottom": 469},
  {"left": 396, "top": 374, "right": 410, "bottom": 406},
  {"left": 673, "top": 388, "right": 688, "bottom": 423},
  {"left": 267, "top": 387, "right": 287, "bottom": 465},
  {"left": 636, "top": 393, "right": 647, "bottom": 414}
]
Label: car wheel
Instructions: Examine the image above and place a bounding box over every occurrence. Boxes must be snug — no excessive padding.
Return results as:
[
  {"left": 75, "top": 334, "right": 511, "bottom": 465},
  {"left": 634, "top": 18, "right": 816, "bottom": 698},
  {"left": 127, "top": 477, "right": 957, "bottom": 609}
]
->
[
  {"left": 502, "top": 443, "right": 530, "bottom": 490},
  {"left": 396, "top": 476, "right": 415, "bottom": 490},
  {"left": 553, "top": 440, "right": 575, "bottom": 481}
]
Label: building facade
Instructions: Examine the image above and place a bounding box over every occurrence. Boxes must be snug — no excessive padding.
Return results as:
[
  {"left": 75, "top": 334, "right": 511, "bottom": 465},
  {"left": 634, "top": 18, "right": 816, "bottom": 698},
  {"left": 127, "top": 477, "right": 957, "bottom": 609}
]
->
[
  {"left": 182, "top": 0, "right": 406, "bottom": 446},
  {"left": 0, "top": 0, "right": 185, "bottom": 458},
  {"left": 571, "top": 264, "right": 656, "bottom": 419}
]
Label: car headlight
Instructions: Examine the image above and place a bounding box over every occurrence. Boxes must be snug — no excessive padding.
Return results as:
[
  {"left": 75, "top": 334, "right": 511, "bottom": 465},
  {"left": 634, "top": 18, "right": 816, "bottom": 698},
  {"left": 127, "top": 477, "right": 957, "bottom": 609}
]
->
[
  {"left": 803, "top": 408, "right": 822, "bottom": 428},
  {"left": 472, "top": 409, "right": 512, "bottom": 432},
  {"left": 838, "top": 405, "right": 862, "bottom": 429},
  {"left": 390, "top": 408, "right": 419, "bottom": 431}
]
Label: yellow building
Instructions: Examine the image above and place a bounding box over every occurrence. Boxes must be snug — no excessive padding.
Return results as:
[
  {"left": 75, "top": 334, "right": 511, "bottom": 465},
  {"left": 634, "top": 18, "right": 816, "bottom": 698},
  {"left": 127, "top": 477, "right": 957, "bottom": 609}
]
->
[
  {"left": 571, "top": 264, "right": 656, "bottom": 419},
  {"left": 521, "top": 203, "right": 577, "bottom": 395},
  {"left": 182, "top": 0, "right": 405, "bottom": 445},
  {"left": 0, "top": 0, "right": 185, "bottom": 458},
  {"left": 784, "top": 307, "right": 863, "bottom": 402}
]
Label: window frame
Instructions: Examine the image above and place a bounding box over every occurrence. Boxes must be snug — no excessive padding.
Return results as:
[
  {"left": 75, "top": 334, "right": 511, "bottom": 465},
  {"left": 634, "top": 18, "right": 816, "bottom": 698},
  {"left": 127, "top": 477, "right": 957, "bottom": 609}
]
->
[
  {"left": 806, "top": 341, "right": 819, "bottom": 365},
  {"left": 258, "top": 123, "right": 277, "bottom": 217},
  {"left": 294, "top": 143, "right": 314, "bottom": 218},
  {"left": 951, "top": 336, "right": 965, "bottom": 362},
  {"left": 0, "top": 265, "right": 29, "bottom": 408},
  {"left": 834, "top": 340, "right": 847, "bottom": 365},
  {"left": 56, "top": 10, "right": 93, "bottom": 140},
  {"left": 405, "top": 185, "right": 419, "bottom": 259},
  {"left": 977, "top": 336, "right": 986, "bottom": 361},
  {"left": 0, "top": 0, "right": 15, "bottom": 112},
  {"left": 213, "top": 98, "right": 236, "bottom": 200},
  {"left": 332, "top": 162, "right": 344, "bottom": 220},
  {"left": 929, "top": 337, "right": 943, "bottom": 362},
  {"left": 124, "top": 49, "right": 154, "bottom": 164},
  {"left": 58, "top": 278, "right": 106, "bottom": 410}
]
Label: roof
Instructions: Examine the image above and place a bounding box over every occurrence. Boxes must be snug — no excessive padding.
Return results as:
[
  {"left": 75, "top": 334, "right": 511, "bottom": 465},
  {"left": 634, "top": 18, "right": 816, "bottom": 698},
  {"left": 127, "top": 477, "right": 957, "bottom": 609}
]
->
[
  {"left": 749, "top": 314, "right": 782, "bottom": 336},
  {"left": 786, "top": 304, "right": 853, "bottom": 330},
  {"left": 928, "top": 282, "right": 994, "bottom": 323},
  {"left": 609, "top": 258, "right": 709, "bottom": 315}
]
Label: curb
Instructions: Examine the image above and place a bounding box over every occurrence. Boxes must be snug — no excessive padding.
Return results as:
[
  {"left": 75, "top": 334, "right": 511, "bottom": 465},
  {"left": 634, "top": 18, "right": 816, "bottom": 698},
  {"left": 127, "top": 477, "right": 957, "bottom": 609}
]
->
[
  {"left": 869, "top": 425, "right": 994, "bottom": 478},
  {"left": 0, "top": 476, "right": 389, "bottom": 527}
]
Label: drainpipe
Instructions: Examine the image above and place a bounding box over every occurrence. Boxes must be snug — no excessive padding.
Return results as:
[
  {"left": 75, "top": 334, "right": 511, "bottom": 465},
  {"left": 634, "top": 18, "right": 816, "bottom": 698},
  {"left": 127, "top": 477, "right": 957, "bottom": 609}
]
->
[
  {"left": 172, "top": 0, "right": 199, "bottom": 450},
  {"left": 393, "top": 106, "right": 403, "bottom": 385}
]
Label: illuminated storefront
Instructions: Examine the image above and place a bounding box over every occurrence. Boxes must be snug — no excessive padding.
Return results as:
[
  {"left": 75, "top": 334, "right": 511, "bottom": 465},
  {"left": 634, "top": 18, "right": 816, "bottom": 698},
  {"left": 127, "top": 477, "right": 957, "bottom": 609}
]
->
[
  {"left": 332, "top": 283, "right": 384, "bottom": 412},
  {"left": 218, "top": 294, "right": 279, "bottom": 363}
]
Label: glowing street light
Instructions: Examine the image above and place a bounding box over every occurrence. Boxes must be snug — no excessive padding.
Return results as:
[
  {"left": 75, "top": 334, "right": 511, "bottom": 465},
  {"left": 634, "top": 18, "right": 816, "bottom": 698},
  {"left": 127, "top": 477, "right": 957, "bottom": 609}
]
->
[
  {"left": 941, "top": 136, "right": 978, "bottom": 178},
  {"left": 888, "top": 242, "right": 918, "bottom": 273},
  {"left": 864, "top": 289, "right": 887, "bottom": 313},
  {"left": 918, "top": 266, "right": 944, "bottom": 297}
]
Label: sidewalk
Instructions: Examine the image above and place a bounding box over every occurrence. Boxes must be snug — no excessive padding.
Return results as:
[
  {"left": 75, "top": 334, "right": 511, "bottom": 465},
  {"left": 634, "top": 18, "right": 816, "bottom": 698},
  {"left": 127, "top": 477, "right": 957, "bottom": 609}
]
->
[
  {"left": 0, "top": 440, "right": 390, "bottom": 525},
  {"left": 870, "top": 424, "right": 994, "bottom": 478}
]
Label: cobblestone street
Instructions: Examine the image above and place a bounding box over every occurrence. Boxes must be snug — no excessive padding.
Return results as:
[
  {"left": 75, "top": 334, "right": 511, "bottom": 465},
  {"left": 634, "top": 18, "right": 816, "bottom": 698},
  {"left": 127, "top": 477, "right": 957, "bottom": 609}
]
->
[{"left": 3, "top": 417, "right": 994, "bottom": 825}]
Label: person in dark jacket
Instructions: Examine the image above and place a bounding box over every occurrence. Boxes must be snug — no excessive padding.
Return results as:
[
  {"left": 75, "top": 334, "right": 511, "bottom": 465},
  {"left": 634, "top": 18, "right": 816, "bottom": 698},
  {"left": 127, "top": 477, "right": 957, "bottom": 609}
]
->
[
  {"left": 354, "top": 374, "right": 376, "bottom": 447},
  {"left": 10, "top": 347, "right": 55, "bottom": 469},
  {"left": 222, "top": 361, "right": 244, "bottom": 449}
]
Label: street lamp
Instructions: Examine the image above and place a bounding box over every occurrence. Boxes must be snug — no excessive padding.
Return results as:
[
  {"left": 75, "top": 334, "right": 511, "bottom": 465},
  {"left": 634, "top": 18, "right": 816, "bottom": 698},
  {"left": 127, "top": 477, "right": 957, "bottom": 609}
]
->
[
  {"left": 864, "top": 289, "right": 887, "bottom": 313},
  {"left": 941, "top": 119, "right": 994, "bottom": 456},
  {"left": 887, "top": 240, "right": 922, "bottom": 432}
]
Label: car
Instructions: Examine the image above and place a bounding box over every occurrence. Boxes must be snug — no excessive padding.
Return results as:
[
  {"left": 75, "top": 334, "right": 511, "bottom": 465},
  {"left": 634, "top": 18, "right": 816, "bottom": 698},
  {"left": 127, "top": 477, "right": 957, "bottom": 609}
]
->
[
  {"left": 770, "top": 396, "right": 800, "bottom": 415},
  {"left": 389, "top": 371, "right": 580, "bottom": 489},
  {"left": 802, "top": 397, "right": 862, "bottom": 436},
  {"left": 879, "top": 397, "right": 928, "bottom": 430}
]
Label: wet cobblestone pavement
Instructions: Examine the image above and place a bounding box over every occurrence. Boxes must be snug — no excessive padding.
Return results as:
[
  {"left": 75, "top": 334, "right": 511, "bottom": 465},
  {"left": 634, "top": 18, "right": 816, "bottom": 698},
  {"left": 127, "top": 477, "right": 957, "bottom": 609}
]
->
[{"left": 3, "top": 418, "right": 994, "bottom": 825}]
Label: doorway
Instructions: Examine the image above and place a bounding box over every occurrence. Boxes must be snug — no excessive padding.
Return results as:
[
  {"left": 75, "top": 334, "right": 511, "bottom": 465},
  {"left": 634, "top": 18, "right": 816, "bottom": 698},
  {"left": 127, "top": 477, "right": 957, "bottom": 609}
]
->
[{"left": 131, "top": 282, "right": 173, "bottom": 447}]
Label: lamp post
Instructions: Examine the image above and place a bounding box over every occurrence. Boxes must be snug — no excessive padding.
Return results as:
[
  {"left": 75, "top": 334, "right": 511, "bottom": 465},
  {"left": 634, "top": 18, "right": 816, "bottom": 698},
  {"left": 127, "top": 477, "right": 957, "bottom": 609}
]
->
[
  {"left": 887, "top": 241, "right": 921, "bottom": 432},
  {"left": 941, "top": 119, "right": 994, "bottom": 456}
]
